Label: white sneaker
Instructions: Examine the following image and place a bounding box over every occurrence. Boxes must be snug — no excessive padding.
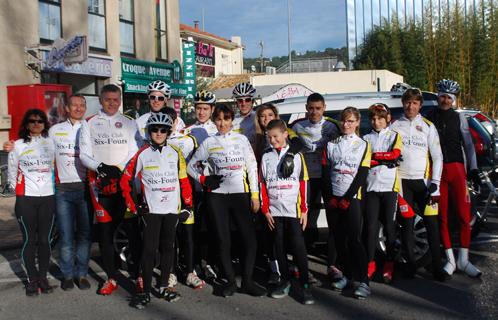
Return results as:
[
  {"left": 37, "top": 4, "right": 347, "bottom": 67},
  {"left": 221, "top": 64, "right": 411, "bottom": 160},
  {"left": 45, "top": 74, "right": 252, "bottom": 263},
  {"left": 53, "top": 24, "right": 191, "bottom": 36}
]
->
[
  {"left": 457, "top": 248, "right": 482, "bottom": 278},
  {"left": 168, "top": 273, "right": 178, "bottom": 288},
  {"left": 443, "top": 248, "right": 456, "bottom": 276},
  {"left": 186, "top": 272, "right": 205, "bottom": 289}
]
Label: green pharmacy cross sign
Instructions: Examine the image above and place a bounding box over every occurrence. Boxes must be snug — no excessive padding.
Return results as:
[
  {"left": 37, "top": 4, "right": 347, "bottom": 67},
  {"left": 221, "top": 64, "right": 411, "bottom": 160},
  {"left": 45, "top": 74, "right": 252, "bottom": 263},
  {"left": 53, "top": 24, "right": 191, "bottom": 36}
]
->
[{"left": 182, "top": 41, "right": 196, "bottom": 100}]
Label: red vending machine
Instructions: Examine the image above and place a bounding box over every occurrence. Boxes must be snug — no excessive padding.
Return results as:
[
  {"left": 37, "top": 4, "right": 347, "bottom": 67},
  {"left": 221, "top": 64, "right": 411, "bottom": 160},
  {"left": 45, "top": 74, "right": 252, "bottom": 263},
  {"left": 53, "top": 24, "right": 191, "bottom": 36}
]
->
[{"left": 7, "top": 84, "right": 72, "bottom": 140}]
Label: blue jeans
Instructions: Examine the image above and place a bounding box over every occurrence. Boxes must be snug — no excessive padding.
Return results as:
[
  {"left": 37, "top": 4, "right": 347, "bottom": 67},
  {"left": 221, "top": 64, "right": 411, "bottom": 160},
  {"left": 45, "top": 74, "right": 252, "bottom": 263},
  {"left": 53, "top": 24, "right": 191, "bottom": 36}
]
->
[{"left": 56, "top": 188, "right": 92, "bottom": 279}]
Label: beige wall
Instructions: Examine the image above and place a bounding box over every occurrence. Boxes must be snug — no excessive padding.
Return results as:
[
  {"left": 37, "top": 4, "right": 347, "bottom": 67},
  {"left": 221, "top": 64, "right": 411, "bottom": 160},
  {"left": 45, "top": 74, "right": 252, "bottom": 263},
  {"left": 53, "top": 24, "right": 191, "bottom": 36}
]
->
[
  {"left": 213, "top": 38, "right": 243, "bottom": 76},
  {"left": 61, "top": 0, "right": 88, "bottom": 38},
  {"left": 134, "top": 0, "right": 155, "bottom": 61},
  {"left": 165, "top": 0, "right": 181, "bottom": 62},
  {"left": 105, "top": 0, "right": 121, "bottom": 85},
  {"left": 251, "top": 70, "right": 404, "bottom": 94},
  {"left": 0, "top": 0, "right": 39, "bottom": 142}
]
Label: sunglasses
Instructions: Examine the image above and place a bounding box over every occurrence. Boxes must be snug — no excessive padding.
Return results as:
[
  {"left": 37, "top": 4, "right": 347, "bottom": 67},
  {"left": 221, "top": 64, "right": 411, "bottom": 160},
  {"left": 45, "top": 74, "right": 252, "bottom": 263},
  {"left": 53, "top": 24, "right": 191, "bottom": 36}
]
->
[
  {"left": 28, "top": 119, "right": 44, "bottom": 124},
  {"left": 237, "top": 98, "right": 252, "bottom": 103},
  {"left": 150, "top": 127, "right": 168, "bottom": 134},
  {"left": 149, "top": 95, "right": 166, "bottom": 101}
]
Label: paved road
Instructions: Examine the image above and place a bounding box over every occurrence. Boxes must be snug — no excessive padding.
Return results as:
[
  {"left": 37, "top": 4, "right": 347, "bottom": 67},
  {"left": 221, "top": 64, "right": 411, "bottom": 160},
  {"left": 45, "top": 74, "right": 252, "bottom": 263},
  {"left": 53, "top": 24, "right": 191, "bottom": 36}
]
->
[{"left": 0, "top": 202, "right": 497, "bottom": 319}]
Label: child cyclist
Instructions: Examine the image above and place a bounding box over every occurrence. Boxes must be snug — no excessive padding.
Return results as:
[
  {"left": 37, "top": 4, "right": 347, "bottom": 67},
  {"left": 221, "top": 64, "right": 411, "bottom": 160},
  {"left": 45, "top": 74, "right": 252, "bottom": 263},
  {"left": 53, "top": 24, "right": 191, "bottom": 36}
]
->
[
  {"left": 322, "top": 107, "right": 371, "bottom": 299},
  {"left": 259, "top": 119, "right": 314, "bottom": 305},
  {"left": 363, "top": 104, "right": 402, "bottom": 283},
  {"left": 161, "top": 106, "right": 205, "bottom": 290},
  {"left": 120, "top": 113, "right": 193, "bottom": 309}
]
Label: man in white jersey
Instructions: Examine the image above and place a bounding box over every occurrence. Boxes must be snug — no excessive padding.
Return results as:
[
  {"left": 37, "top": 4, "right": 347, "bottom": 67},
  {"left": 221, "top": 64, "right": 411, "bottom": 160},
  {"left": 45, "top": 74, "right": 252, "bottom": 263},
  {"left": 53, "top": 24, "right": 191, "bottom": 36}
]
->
[
  {"left": 232, "top": 82, "right": 257, "bottom": 146},
  {"left": 79, "top": 84, "right": 143, "bottom": 295},
  {"left": 290, "top": 93, "right": 340, "bottom": 253},
  {"left": 136, "top": 80, "right": 185, "bottom": 140}
]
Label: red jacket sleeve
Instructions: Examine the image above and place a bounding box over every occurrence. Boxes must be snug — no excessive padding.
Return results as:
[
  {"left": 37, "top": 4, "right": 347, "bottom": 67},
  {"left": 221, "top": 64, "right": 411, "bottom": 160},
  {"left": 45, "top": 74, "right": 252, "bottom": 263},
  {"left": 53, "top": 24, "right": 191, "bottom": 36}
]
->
[
  {"left": 299, "top": 179, "right": 308, "bottom": 215},
  {"left": 372, "top": 148, "right": 401, "bottom": 161},
  {"left": 179, "top": 176, "right": 193, "bottom": 208},
  {"left": 259, "top": 168, "right": 270, "bottom": 214},
  {"left": 120, "top": 151, "right": 140, "bottom": 213}
]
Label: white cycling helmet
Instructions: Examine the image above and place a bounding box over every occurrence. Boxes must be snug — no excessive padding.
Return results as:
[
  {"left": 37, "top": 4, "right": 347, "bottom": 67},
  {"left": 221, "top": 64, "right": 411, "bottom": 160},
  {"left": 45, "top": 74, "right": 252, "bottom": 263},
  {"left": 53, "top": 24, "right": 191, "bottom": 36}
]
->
[
  {"left": 195, "top": 90, "right": 216, "bottom": 104},
  {"left": 390, "top": 82, "right": 412, "bottom": 93},
  {"left": 232, "top": 82, "right": 256, "bottom": 98},
  {"left": 147, "top": 80, "right": 172, "bottom": 98},
  {"left": 437, "top": 79, "right": 460, "bottom": 95},
  {"left": 146, "top": 112, "right": 173, "bottom": 130}
]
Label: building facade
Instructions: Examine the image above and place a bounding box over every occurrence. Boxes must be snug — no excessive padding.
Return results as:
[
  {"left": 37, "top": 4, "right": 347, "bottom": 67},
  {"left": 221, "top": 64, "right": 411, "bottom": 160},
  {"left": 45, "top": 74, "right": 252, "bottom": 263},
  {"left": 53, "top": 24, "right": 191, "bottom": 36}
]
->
[
  {"left": 180, "top": 23, "right": 243, "bottom": 80},
  {"left": 0, "top": 0, "right": 182, "bottom": 143}
]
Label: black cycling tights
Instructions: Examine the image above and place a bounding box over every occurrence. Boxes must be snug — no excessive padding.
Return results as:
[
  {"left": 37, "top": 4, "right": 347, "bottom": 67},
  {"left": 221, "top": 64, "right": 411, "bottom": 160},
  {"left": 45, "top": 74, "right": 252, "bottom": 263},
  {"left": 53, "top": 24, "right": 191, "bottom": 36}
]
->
[
  {"left": 206, "top": 193, "right": 257, "bottom": 284},
  {"left": 326, "top": 198, "right": 369, "bottom": 283},
  {"left": 401, "top": 179, "right": 442, "bottom": 271},
  {"left": 365, "top": 191, "right": 398, "bottom": 262},
  {"left": 141, "top": 214, "right": 178, "bottom": 293},
  {"left": 272, "top": 217, "right": 309, "bottom": 286},
  {"left": 98, "top": 194, "right": 141, "bottom": 280},
  {"left": 16, "top": 196, "right": 55, "bottom": 281},
  {"left": 177, "top": 222, "right": 194, "bottom": 273}
]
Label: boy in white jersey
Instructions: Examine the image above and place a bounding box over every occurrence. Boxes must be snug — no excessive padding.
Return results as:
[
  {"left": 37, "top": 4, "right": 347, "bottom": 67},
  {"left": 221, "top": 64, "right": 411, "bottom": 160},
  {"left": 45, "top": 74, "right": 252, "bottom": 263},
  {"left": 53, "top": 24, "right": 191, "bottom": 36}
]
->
[
  {"left": 121, "top": 113, "right": 193, "bottom": 309},
  {"left": 260, "top": 120, "right": 314, "bottom": 305}
]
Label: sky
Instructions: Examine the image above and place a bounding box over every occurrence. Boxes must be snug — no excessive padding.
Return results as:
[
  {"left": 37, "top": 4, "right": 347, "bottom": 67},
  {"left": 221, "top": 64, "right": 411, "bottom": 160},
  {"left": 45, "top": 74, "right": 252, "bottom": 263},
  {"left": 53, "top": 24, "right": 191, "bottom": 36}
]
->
[{"left": 179, "top": 0, "right": 347, "bottom": 58}]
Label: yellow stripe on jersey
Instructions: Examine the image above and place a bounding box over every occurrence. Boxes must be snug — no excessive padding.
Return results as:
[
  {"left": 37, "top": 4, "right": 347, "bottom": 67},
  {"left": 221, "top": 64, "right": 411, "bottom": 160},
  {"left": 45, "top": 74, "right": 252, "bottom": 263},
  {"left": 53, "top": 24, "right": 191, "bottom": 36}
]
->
[
  {"left": 424, "top": 151, "right": 431, "bottom": 179},
  {"left": 296, "top": 190, "right": 302, "bottom": 219},
  {"left": 242, "top": 170, "right": 249, "bottom": 192},
  {"left": 361, "top": 142, "right": 372, "bottom": 168},
  {"left": 299, "top": 153, "right": 309, "bottom": 181},
  {"left": 188, "top": 134, "right": 199, "bottom": 149},
  {"left": 393, "top": 168, "right": 400, "bottom": 193},
  {"left": 287, "top": 128, "right": 298, "bottom": 139},
  {"left": 170, "top": 145, "right": 187, "bottom": 179},
  {"left": 393, "top": 132, "right": 403, "bottom": 151}
]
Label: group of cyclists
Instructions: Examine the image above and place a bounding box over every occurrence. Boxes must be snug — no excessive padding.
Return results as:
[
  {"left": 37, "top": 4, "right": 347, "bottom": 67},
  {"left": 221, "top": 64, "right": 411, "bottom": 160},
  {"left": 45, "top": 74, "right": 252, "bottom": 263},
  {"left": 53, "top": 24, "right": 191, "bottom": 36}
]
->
[{"left": 6, "top": 77, "right": 482, "bottom": 309}]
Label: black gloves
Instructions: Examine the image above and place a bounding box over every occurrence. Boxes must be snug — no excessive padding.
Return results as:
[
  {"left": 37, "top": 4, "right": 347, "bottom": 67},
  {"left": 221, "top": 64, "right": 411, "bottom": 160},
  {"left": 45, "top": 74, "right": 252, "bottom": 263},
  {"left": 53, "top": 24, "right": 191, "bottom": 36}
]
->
[
  {"left": 469, "top": 169, "right": 482, "bottom": 187},
  {"left": 97, "top": 163, "right": 122, "bottom": 179},
  {"left": 280, "top": 152, "right": 295, "bottom": 178},
  {"left": 204, "top": 175, "right": 223, "bottom": 190},
  {"left": 427, "top": 183, "right": 438, "bottom": 195},
  {"left": 179, "top": 208, "right": 193, "bottom": 223}
]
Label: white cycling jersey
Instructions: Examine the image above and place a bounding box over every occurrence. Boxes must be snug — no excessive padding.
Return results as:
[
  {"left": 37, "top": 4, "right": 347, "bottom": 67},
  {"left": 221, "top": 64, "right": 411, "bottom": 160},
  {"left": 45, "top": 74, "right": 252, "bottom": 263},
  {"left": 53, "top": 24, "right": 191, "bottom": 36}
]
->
[
  {"left": 291, "top": 117, "right": 340, "bottom": 179},
  {"left": 183, "top": 120, "right": 218, "bottom": 145},
  {"left": 121, "top": 144, "right": 192, "bottom": 214},
  {"left": 49, "top": 120, "right": 86, "bottom": 184},
  {"left": 168, "top": 131, "right": 197, "bottom": 162},
  {"left": 260, "top": 145, "right": 308, "bottom": 218},
  {"left": 232, "top": 111, "right": 256, "bottom": 146},
  {"left": 79, "top": 110, "right": 142, "bottom": 171},
  {"left": 363, "top": 127, "right": 402, "bottom": 193},
  {"left": 324, "top": 134, "right": 371, "bottom": 197},
  {"left": 8, "top": 136, "right": 55, "bottom": 196},
  {"left": 187, "top": 131, "right": 259, "bottom": 197},
  {"left": 390, "top": 114, "right": 443, "bottom": 191}
]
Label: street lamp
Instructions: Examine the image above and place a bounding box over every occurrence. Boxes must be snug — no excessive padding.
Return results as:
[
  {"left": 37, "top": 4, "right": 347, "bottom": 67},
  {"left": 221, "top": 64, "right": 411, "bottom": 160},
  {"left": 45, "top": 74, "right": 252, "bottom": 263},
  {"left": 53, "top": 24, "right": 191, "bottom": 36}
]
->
[{"left": 287, "top": 0, "right": 292, "bottom": 73}]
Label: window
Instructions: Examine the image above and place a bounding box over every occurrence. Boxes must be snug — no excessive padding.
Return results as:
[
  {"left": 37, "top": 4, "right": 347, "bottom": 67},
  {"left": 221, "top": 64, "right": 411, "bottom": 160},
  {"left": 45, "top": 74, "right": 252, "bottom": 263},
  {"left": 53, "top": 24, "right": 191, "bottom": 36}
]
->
[
  {"left": 155, "top": 0, "right": 167, "bottom": 60},
  {"left": 119, "top": 0, "right": 134, "bottom": 55},
  {"left": 88, "top": 0, "right": 106, "bottom": 50},
  {"left": 39, "top": 0, "right": 61, "bottom": 42}
]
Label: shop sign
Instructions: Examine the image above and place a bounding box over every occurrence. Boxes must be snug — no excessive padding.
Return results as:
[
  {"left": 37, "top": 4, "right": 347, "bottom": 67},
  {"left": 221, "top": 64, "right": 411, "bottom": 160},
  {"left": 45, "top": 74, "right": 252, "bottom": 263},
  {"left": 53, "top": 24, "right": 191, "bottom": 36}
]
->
[
  {"left": 197, "top": 65, "right": 215, "bottom": 78},
  {"left": 46, "top": 35, "right": 88, "bottom": 67},
  {"left": 41, "top": 51, "right": 112, "bottom": 77},
  {"left": 121, "top": 57, "right": 178, "bottom": 82},
  {"left": 123, "top": 78, "right": 188, "bottom": 97},
  {"left": 195, "top": 41, "right": 215, "bottom": 66},
  {"left": 182, "top": 41, "right": 196, "bottom": 100}
]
